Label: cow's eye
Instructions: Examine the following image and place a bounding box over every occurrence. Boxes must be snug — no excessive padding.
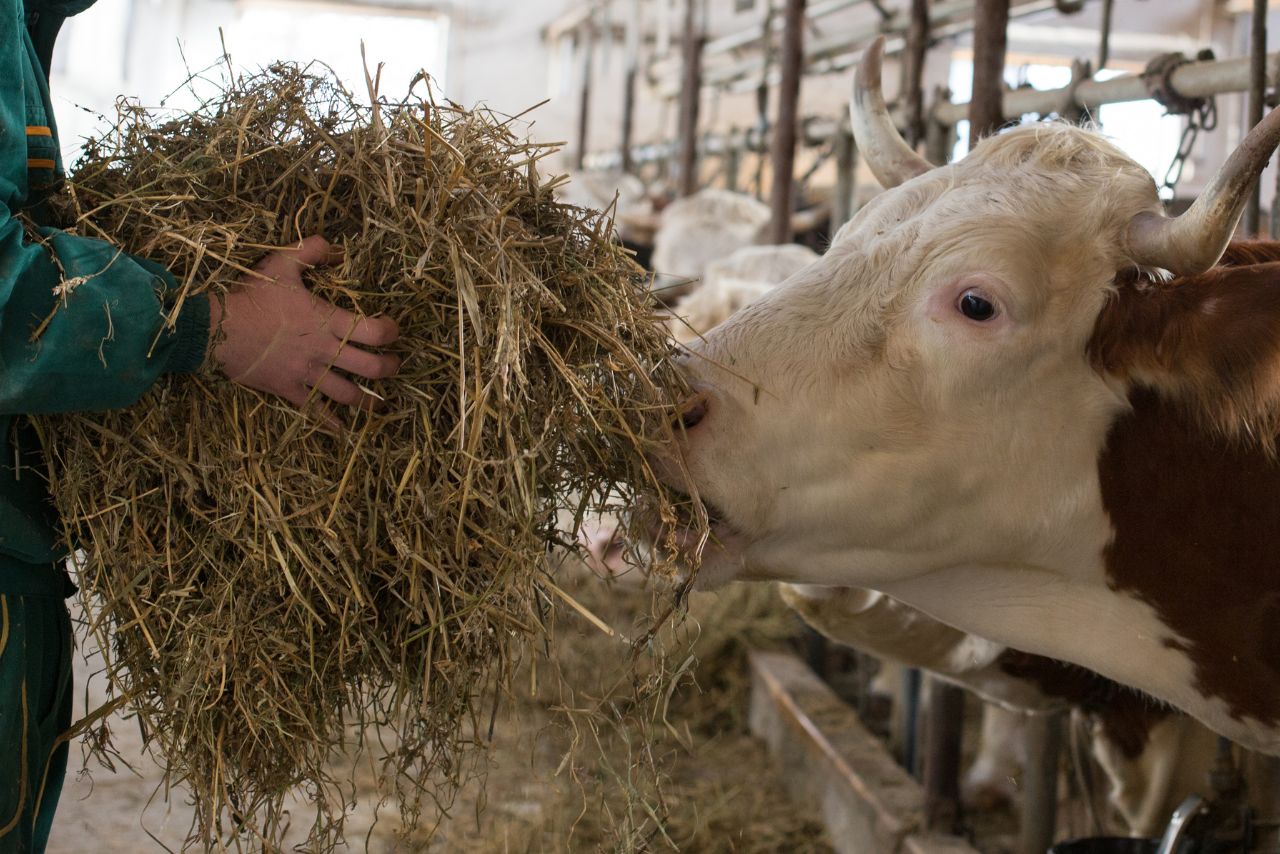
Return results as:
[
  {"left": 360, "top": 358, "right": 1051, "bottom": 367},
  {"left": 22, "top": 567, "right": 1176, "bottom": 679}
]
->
[{"left": 958, "top": 290, "right": 997, "bottom": 321}]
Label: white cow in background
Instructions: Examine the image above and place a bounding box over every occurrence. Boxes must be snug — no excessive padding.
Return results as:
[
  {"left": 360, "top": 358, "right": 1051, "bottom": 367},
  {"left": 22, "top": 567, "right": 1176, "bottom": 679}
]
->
[
  {"left": 669, "top": 245, "right": 820, "bottom": 345},
  {"left": 558, "top": 169, "right": 656, "bottom": 244},
  {"left": 650, "top": 190, "right": 771, "bottom": 289}
]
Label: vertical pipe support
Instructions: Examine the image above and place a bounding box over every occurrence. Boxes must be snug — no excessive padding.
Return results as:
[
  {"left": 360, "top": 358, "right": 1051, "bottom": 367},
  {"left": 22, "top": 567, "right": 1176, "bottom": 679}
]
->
[
  {"left": 769, "top": 0, "right": 807, "bottom": 244},
  {"left": 725, "top": 133, "right": 743, "bottom": 192},
  {"left": 677, "top": 0, "right": 705, "bottom": 197},
  {"left": 575, "top": 21, "right": 595, "bottom": 172},
  {"left": 923, "top": 678, "right": 966, "bottom": 834},
  {"left": 621, "top": 0, "right": 642, "bottom": 175},
  {"left": 970, "top": 0, "right": 1010, "bottom": 147},
  {"left": 833, "top": 124, "right": 857, "bottom": 229},
  {"left": 1246, "top": 0, "right": 1268, "bottom": 236},
  {"left": 903, "top": 0, "right": 930, "bottom": 148},
  {"left": 1020, "top": 710, "right": 1066, "bottom": 854}
]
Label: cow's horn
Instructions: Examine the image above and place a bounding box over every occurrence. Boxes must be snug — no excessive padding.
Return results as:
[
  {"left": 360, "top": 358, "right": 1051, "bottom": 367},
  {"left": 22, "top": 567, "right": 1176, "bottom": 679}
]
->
[
  {"left": 1127, "top": 106, "right": 1280, "bottom": 276},
  {"left": 850, "top": 36, "right": 932, "bottom": 189}
]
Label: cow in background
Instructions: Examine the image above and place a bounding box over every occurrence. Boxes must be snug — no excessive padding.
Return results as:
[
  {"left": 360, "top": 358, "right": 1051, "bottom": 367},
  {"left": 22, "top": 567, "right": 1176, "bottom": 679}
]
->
[
  {"left": 650, "top": 190, "right": 773, "bottom": 301},
  {"left": 558, "top": 170, "right": 661, "bottom": 268}
]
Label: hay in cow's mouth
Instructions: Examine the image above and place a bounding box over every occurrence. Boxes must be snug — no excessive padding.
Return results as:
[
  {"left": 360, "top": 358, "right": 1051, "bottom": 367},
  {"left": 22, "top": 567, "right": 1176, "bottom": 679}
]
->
[{"left": 28, "top": 63, "right": 705, "bottom": 851}]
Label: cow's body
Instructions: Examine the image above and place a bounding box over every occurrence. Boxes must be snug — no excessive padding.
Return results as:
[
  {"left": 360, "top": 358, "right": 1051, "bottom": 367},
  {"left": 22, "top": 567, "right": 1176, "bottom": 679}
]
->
[
  {"left": 651, "top": 190, "right": 771, "bottom": 285},
  {"left": 662, "top": 39, "right": 1280, "bottom": 755},
  {"left": 785, "top": 585, "right": 1280, "bottom": 835}
]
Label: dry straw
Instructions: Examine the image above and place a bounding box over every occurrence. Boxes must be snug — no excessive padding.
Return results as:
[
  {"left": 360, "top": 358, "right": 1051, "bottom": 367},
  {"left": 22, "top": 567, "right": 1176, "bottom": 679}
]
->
[{"left": 30, "top": 62, "right": 704, "bottom": 850}]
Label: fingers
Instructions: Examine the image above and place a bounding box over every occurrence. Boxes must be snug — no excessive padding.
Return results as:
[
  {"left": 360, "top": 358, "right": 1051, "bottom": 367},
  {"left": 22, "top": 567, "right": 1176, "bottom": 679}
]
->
[
  {"left": 330, "top": 342, "right": 400, "bottom": 381},
  {"left": 327, "top": 308, "right": 399, "bottom": 348},
  {"left": 309, "top": 371, "right": 383, "bottom": 412}
]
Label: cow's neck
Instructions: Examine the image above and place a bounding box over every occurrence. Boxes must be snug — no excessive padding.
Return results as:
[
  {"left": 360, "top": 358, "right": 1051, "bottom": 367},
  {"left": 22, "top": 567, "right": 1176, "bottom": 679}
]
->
[{"left": 881, "top": 386, "right": 1280, "bottom": 756}]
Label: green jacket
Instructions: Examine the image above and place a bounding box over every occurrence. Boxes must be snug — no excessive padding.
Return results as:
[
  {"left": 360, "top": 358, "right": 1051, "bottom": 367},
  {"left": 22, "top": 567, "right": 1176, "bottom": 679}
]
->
[{"left": 1, "top": 0, "right": 210, "bottom": 588}]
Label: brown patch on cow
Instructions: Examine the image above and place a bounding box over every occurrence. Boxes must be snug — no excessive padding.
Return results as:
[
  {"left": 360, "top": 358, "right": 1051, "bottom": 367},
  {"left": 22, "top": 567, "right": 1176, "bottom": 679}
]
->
[
  {"left": 998, "top": 650, "right": 1168, "bottom": 759},
  {"left": 1087, "top": 242, "right": 1280, "bottom": 729},
  {"left": 1090, "top": 242, "right": 1280, "bottom": 454}
]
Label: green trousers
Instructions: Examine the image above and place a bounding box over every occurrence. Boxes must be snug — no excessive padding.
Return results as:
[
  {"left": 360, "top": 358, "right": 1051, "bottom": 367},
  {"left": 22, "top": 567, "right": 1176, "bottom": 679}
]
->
[{"left": 0, "top": 565, "right": 73, "bottom": 854}]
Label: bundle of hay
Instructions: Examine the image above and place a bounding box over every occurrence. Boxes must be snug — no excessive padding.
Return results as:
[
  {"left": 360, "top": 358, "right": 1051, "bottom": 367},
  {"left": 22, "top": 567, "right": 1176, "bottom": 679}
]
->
[{"left": 31, "top": 64, "right": 701, "bottom": 849}]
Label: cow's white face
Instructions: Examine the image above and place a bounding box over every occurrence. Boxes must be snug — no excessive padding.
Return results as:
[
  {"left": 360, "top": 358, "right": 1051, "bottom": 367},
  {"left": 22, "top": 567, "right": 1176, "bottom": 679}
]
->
[{"left": 672, "top": 125, "right": 1158, "bottom": 590}]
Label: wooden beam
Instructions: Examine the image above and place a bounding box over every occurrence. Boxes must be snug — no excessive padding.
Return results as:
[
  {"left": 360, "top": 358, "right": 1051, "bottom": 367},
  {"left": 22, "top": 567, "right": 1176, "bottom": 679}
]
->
[
  {"left": 969, "top": 0, "right": 1010, "bottom": 147},
  {"left": 749, "top": 651, "right": 981, "bottom": 854},
  {"left": 769, "top": 0, "right": 807, "bottom": 243}
]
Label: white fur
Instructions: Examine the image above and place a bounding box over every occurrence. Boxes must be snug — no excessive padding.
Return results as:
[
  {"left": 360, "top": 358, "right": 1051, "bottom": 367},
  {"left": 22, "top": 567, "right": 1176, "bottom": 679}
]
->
[
  {"left": 671, "top": 123, "right": 1280, "bottom": 755},
  {"left": 651, "top": 189, "right": 771, "bottom": 281}
]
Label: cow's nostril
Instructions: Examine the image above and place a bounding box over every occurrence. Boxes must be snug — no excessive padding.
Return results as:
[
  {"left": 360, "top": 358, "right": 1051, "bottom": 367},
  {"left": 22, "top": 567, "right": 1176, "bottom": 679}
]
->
[{"left": 677, "top": 396, "right": 708, "bottom": 431}]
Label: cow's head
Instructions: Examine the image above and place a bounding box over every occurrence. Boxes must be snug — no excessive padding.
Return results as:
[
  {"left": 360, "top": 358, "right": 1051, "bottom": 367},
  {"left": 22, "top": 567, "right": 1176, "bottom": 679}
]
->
[{"left": 667, "top": 38, "right": 1280, "bottom": 591}]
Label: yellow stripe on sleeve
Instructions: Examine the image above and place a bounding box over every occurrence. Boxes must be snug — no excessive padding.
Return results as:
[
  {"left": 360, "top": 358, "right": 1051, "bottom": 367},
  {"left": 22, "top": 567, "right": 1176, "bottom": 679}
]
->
[
  {"left": 26, "top": 159, "right": 56, "bottom": 170},
  {"left": 25, "top": 126, "right": 52, "bottom": 137}
]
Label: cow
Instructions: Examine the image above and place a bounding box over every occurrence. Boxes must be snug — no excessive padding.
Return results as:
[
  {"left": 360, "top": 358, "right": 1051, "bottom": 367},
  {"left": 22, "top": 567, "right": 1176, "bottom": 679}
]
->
[
  {"left": 658, "top": 36, "right": 1280, "bottom": 758},
  {"left": 669, "top": 244, "right": 820, "bottom": 345},
  {"left": 650, "top": 189, "right": 772, "bottom": 300}
]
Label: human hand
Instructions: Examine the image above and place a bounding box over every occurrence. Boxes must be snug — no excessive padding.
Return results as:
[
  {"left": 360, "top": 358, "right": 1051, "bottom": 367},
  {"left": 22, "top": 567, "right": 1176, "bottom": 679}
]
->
[{"left": 208, "top": 236, "right": 400, "bottom": 424}]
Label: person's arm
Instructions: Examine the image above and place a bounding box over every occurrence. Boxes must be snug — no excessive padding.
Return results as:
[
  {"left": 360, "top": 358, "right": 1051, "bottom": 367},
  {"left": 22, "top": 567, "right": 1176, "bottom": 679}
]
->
[{"left": 0, "top": 199, "right": 211, "bottom": 414}]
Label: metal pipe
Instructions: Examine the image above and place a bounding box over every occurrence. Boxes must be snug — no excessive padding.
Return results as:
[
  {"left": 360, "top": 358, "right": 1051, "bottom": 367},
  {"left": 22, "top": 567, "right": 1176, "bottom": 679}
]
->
[
  {"left": 677, "top": 0, "right": 704, "bottom": 196},
  {"left": 1246, "top": 0, "right": 1267, "bottom": 236},
  {"left": 769, "top": 0, "right": 807, "bottom": 244},
  {"left": 833, "top": 125, "right": 857, "bottom": 227},
  {"left": 970, "top": 0, "right": 1010, "bottom": 146},
  {"left": 575, "top": 23, "right": 594, "bottom": 171},
  {"left": 585, "top": 51, "right": 1280, "bottom": 170},
  {"left": 620, "top": 0, "right": 641, "bottom": 174},
  {"left": 701, "top": 0, "right": 867, "bottom": 59},
  {"left": 653, "top": 0, "right": 1073, "bottom": 96},
  {"left": 1020, "top": 711, "right": 1065, "bottom": 854},
  {"left": 1097, "top": 0, "right": 1114, "bottom": 71},
  {"left": 922, "top": 679, "right": 966, "bottom": 833},
  {"left": 902, "top": 0, "right": 930, "bottom": 148},
  {"left": 901, "top": 666, "right": 923, "bottom": 776}
]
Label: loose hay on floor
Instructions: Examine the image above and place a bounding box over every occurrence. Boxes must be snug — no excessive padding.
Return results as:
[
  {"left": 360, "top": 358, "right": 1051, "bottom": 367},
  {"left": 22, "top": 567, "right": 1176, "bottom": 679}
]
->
[{"left": 27, "top": 64, "right": 703, "bottom": 851}]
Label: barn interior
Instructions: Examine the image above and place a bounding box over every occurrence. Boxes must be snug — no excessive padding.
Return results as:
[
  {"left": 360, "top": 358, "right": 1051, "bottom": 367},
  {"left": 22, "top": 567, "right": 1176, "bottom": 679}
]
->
[{"left": 36, "top": 1, "right": 1280, "bottom": 852}]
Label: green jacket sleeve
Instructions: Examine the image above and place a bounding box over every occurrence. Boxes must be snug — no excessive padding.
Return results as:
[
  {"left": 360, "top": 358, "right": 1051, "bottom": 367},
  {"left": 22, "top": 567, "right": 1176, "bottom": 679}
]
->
[{"left": 1, "top": 0, "right": 209, "bottom": 415}]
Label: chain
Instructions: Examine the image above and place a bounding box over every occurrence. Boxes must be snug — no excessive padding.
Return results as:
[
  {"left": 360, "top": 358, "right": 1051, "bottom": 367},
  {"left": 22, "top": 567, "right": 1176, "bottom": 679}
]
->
[{"left": 1161, "top": 96, "right": 1217, "bottom": 196}]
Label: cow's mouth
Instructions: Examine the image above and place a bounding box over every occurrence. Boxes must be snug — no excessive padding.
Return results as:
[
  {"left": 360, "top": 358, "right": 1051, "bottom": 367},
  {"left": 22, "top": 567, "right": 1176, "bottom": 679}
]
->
[{"left": 659, "top": 494, "right": 744, "bottom": 564}]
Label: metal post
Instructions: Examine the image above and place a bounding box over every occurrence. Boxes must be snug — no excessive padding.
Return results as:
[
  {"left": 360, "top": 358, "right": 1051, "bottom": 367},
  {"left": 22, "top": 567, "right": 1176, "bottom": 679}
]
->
[
  {"left": 725, "top": 138, "right": 743, "bottom": 192},
  {"left": 769, "top": 0, "right": 807, "bottom": 244},
  {"left": 677, "top": 0, "right": 705, "bottom": 196},
  {"left": 903, "top": 0, "right": 930, "bottom": 148},
  {"left": 901, "top": 667, "right": 923, "bottom": 776},
  {"left": 1020, "top": 710, "right": 1066, "bottom": 854},
  {"left": 926, "top": 86, "right": 955, "bottom": 165},
  {"left": 575, "top": 22, "right": 594, "bottom": 172},
  {"left": 923, "top": 678, "right": 966, "bottom": 834},
  {"left": 833, "top": 125, "right": 857, "bottom": 229},
  {"left": 621, "top": 0, "right": 641, "bottom": 175},
  {"left": 1245, "top": 0, "right": 1267, "bottom": 236},
  {"left": 970, "top": 0, "right": 1010, "bottom": 147},
  {"left": 1097, "top": 0, "right": 1115, "bottom": 72}
]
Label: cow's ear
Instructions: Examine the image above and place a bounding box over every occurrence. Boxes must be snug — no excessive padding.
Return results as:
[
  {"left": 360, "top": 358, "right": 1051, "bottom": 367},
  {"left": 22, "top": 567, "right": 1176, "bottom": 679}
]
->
[{"left": 1088, "top": 249, "right": 1280, "bottom": 447}]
